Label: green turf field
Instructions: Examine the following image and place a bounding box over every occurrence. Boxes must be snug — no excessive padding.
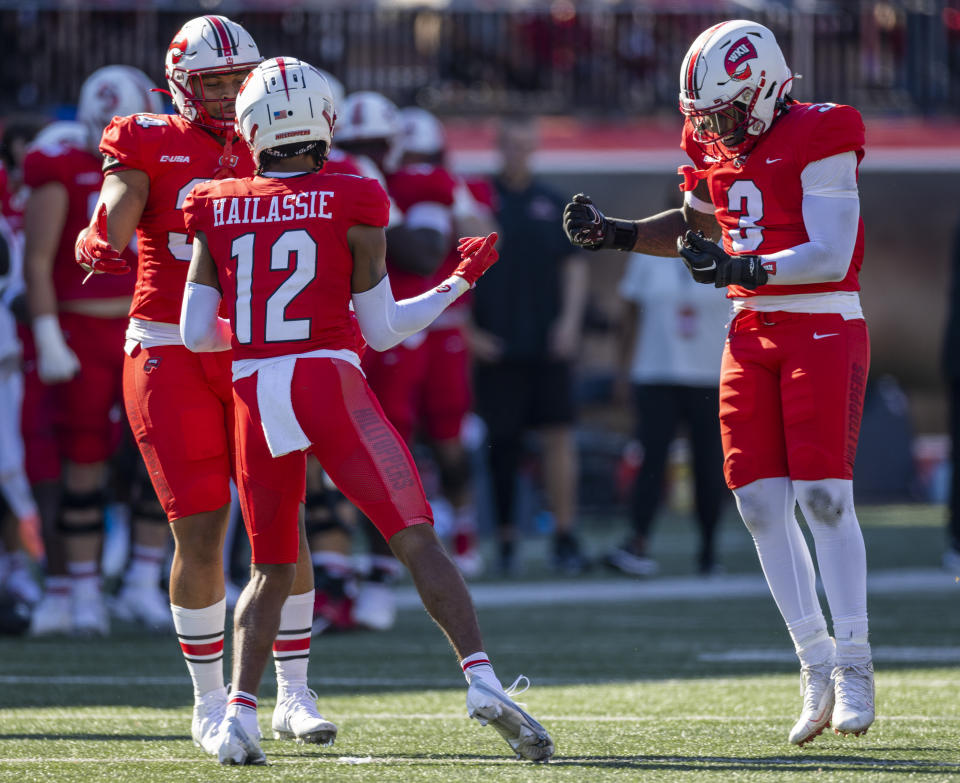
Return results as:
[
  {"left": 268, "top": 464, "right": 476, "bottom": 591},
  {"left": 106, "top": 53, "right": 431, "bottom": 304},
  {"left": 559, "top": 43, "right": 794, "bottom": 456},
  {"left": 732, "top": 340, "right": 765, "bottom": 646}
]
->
[{"left": 1, "top": 505, "right": 958, "bottom": 782}]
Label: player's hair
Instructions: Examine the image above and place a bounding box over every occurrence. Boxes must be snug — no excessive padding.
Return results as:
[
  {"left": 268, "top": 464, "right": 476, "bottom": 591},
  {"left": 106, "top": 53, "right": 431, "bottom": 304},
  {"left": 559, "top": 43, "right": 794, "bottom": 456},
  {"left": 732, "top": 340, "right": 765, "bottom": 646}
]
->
[{"left": 256, "top": 139, "right": 329, "bottom": 174}]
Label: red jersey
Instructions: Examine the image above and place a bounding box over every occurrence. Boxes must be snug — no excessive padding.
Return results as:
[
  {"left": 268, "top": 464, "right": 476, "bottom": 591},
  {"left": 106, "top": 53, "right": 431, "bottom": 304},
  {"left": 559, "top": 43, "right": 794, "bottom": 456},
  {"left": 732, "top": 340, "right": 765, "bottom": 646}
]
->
[
  {"left": 100, "top": 113, "right": 255, "bottom": 323},
  {"left": 386, "top": 164, "right": 458, "bottom": 300},
  {"left": 23, "top": 130, "right": 137, "bottom": 302},
  {"left": 182, "top": 172, "right": 389, "bottom": 361},
  {"left": 681, "top": 101, "right": 866, "bottom": 299}
]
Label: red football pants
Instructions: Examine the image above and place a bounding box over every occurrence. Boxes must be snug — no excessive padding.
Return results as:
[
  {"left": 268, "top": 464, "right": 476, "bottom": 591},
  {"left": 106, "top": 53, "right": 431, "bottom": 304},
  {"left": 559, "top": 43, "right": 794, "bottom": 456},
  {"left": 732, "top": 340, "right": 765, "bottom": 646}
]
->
[
  {"left": 123, "top": 344, "right": 235, "bottom": 522},
  {"left": 234, "top": 357, "right": 433, "bottom": 564},
  {"left": 719, "top": 310, "right": 869, "bottom": 490}
]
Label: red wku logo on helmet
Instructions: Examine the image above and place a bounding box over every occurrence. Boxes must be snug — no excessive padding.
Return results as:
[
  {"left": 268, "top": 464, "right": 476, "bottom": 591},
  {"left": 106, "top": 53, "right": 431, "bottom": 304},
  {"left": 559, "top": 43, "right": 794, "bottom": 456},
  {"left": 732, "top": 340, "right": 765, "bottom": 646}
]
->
[
  {"left": 168, "top": 37, "right": 188, "bottom": 64},
  {"left": 724, "top": 36, "right": 758, "bottom": 81}
]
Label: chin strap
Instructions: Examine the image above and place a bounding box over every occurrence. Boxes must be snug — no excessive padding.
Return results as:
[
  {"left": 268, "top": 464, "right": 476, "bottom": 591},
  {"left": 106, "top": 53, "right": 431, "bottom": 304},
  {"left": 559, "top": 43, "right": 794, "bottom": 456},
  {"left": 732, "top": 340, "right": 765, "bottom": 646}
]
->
[{"left": 213, "top": 129, "right": 239, "bottom": 179}]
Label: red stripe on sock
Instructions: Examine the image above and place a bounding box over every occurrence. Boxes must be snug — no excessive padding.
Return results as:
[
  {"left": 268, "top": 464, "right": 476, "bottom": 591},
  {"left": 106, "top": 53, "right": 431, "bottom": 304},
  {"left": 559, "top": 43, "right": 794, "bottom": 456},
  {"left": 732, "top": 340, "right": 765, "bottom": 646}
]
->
[
  {"left": 229, "top": 695, "right": 257, "bottom": 710},
  {"left": 462, "top": 658, "right": 490, "bottom": 671},
  {"left": 180, "top": 640, "right": 223, "bottom": 656},
  {"left": 273, "top": 637, "right": 311, "bottom": 652}
]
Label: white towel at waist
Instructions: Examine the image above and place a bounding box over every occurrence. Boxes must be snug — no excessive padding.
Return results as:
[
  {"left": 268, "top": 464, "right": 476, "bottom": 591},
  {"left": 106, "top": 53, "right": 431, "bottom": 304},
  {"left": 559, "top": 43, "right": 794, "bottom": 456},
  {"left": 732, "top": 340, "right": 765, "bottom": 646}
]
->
[{"left": 236, "top": 348, "right": 362, "bottom": 458}]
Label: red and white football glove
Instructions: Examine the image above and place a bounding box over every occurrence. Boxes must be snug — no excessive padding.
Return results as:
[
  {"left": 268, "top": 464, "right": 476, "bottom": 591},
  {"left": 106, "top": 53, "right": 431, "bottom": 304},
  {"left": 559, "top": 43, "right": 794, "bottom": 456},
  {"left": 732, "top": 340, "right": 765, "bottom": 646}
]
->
[
  {"left": 75, "top": 203, "right": 128, "bottom": 275},
  {"left": 453, "top": 232, "right": 499, "bottom": 286}
]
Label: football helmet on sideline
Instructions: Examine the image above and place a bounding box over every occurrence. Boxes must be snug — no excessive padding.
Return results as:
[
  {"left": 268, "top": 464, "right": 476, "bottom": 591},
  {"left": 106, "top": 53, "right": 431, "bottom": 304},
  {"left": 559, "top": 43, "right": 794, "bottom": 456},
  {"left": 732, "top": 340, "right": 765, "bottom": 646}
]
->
[{"left": 77, "top": 65, "right": 164, "bottom": 147}]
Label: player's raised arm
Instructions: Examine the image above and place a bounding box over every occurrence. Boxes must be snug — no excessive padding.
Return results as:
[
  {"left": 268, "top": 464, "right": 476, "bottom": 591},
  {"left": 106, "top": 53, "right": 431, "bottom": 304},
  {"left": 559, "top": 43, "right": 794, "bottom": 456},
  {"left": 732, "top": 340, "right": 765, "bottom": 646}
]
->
[
  {"left": 350, "top": 226, "right": 498, "bottom": 352},
  {"left": 75, "top": 168, "right": 148, "bottom": 275},
  {"left": 562, "top": 190, "right": 716, "bottom": 257}
]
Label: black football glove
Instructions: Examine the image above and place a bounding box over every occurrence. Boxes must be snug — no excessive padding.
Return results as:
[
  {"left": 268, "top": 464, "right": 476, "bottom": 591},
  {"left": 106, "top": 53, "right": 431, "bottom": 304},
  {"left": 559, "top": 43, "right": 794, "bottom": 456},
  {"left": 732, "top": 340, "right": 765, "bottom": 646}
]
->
[
  {"left": 677, "top": 230, "right": 768, "bottom": 290},
  {"left": 563, "top": 193, "right": 638, "bottom": 252}
]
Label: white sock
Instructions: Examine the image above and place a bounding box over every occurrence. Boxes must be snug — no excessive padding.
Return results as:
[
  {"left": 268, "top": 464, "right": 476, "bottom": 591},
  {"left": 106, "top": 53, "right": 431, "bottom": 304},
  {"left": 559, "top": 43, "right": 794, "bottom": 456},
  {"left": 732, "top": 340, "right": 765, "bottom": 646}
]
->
[
  {"left": 45, "top": 575, "right": 72, "bottom": 599},
  {"left": 833, "top": 614, "right": 871, "bottom": 665},
  {"left": 794, "top": 479, "right": 871, "bottom": 666},
  {"left": 461, "top": 651, "right": 502, "bottom": 691},
  {"left": 124, "top": 544, "right": 165, "bottom": 588},
  {"left": 786, "top": 614, "right": 835, "bottom": 666},
  {"left": 274, "top": 590, "right": 314, "bottom": 697},
  {"left": 226, "top": 690, "right": 260, "bottom": 737},
  {"left": 171, "top": 598, "right": 226, "bottom": 699},
  {"left": 67, "top": 560, "right": 100, "bottom": 599}
]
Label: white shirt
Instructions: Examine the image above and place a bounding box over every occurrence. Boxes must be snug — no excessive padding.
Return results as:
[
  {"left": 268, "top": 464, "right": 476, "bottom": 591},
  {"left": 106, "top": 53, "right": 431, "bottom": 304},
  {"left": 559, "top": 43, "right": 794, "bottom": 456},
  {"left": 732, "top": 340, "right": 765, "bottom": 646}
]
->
[{"left": 619, "top": 253, "right": 731, "bottom": 386}]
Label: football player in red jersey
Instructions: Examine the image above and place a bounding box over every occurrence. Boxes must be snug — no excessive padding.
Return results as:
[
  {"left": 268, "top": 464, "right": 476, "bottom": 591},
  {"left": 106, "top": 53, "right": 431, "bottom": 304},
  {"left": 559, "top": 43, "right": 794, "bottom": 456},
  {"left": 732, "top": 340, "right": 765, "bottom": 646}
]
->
[
  {"left": 563, "top": 20, "right": 873, "bottom": 744},
  {"left": 74, "top": 17, "right": 330, "bottom": 755},
  {"left": 181, "top": 58, "right": 553, "bottom": 766},
  {"left": 22, "top": 65, "right": 169, "bottom": 636}
]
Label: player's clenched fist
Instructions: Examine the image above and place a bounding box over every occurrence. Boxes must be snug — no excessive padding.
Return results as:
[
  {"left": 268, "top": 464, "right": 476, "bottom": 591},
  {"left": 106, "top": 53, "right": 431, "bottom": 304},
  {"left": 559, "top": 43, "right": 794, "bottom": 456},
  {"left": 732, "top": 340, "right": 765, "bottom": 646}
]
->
[
  {"left": 562, "top": 193, "right": 638, "bottom": 252},
  {"left": 453, "top": 232, "right": 499, "bottom": 286},
  {"left": 677, "top": 230, "right": 768, "bottom": 290},
  {"left": 75, "top": 203, "right": 128, "bottom": 275}
]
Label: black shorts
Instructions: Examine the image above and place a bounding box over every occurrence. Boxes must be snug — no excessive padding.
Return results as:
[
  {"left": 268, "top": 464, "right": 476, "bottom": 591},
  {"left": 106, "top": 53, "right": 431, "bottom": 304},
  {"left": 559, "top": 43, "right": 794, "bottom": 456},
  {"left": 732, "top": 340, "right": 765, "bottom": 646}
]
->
[{"left": 473, "top": 360, "right": 576, "bottom": 440}]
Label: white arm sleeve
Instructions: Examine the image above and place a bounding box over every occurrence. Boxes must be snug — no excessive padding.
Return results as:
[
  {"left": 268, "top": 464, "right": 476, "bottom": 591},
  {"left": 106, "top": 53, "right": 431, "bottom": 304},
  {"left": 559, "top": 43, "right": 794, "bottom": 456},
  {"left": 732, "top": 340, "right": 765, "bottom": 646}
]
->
[
  {"left": 180, "top": 282, "right": 232, "bottom": 352},
  {"left": 759, "top": 152, "right": 860, "bottom": 285},
  {"left": 352, "top": 274, "right": 469, "bottom": 352}
]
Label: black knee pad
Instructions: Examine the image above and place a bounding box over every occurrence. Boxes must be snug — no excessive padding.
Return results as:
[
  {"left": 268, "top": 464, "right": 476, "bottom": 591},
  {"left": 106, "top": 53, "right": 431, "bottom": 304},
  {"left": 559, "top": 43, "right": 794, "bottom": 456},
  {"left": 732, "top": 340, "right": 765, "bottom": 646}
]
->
[{"left": 57, "top": 489, "right": 106, "bottom": 535}]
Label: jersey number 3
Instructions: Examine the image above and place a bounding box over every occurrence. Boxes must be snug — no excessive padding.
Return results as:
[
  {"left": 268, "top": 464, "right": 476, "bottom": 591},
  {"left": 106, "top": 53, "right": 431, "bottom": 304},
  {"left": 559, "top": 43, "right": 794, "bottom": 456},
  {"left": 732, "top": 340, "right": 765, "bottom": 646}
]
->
[
  {"left": 726, "top": 180, "right": 764, "bottom": 253},
  {"left": 232, "top": 230, "right": 317, "bottom": 344}
]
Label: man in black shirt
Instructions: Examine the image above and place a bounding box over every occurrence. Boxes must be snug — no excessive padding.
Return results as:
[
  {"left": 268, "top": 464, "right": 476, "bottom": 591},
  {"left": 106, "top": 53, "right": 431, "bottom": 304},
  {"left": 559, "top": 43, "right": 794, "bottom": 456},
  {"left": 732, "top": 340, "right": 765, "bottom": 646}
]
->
[{"left": 470, "top": 116, "right": 589, "bottom": 574}]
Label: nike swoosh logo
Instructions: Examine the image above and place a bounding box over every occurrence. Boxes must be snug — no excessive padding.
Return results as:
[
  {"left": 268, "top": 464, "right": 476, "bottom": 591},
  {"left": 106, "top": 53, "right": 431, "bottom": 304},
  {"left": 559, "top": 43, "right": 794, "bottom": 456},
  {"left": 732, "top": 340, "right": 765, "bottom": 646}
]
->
[
  {"left": 766, "top": 158, "right": 783, "bottom": 164},
  {"left": 812, "top": 332, "right": 839, "bottom": 340}
]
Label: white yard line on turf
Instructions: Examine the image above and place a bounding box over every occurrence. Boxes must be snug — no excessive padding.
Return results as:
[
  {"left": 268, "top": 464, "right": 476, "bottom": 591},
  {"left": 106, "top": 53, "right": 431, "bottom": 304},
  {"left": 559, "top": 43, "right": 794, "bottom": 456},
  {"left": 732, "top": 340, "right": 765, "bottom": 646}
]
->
[{"left": 394, "top": 568, "right": 957, "bottom": 610}]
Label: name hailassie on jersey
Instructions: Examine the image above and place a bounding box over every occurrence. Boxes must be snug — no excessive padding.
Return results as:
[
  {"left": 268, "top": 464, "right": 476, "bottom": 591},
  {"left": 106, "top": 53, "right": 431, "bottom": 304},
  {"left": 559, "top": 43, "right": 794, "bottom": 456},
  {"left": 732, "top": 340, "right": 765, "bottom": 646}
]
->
[{"left": 211, "top": 190, "right": 335, "bottom": 227}]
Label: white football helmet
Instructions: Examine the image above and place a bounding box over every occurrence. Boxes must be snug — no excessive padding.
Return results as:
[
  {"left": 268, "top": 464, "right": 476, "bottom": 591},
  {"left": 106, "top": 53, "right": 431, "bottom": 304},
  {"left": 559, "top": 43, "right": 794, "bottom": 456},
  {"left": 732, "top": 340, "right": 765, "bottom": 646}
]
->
[
  {"left": 77, "top": 65, "right": 164, "bottom": 144},
  {"left": 164, "top": 15, "right": 262, "bottom": 131},
  {"left": 398, "top": 106, "right": 446, "bottom": 158},
  {"left": 336, "top": 91, "right": 400, "bottom": 145},
  {"left": 235, "top": 57, "right": 336, "bottom": 170},
  {"left": 679, "top": 20, "right": 793, "bottom": 156}
]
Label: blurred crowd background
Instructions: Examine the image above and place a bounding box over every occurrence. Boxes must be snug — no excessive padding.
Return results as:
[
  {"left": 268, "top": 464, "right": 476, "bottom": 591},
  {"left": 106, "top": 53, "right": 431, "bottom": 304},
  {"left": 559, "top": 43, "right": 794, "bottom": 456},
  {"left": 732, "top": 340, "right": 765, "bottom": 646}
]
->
[{"left": 1, "top": 0, "right": 958, "bottom": 636}]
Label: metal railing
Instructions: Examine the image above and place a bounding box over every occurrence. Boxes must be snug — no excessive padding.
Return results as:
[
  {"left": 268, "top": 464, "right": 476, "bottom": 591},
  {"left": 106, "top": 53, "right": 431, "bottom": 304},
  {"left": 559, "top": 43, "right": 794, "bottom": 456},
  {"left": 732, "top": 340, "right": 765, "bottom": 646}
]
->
[{"left": 1, "top": 3, "right": 955, "bottom": 118}]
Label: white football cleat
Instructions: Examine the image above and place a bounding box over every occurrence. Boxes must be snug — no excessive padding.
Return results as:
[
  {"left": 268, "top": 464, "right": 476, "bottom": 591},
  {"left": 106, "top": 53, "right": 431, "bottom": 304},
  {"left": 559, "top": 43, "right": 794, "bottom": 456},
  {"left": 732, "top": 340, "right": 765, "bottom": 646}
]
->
[
  {"left": 788, "top": 662, "right": 835, "bottom": 745},
  {"left": 28, "top": 592, "right": 73, "bottom": 636},
  {"left": 217, "top": 715, "right": 267, "bottom": 766},
  {"left": 467, "top": 676, "right": 554, "bottom": 762},
  {"left": 832, "top": 662, "right": 875, "bottom": 736},
  {"left": 272, "top": 686, "right": 337, "bottom": 745},
  {"left": 191, "top": 686, "right": 228, "bottom": 755},
  {"left": 112, "top": 581, "right": 173, "bottom": 632},
  {"left": 352, "top": 581, "right": 396, "bottom": 631},
  {"left": 72, "top": 591, "right": 109, "bottom": 637}
]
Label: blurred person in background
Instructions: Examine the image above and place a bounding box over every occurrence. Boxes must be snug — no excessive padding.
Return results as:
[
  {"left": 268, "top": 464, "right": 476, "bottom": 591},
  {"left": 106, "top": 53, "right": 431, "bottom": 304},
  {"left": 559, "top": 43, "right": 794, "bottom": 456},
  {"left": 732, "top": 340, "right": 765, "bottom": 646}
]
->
[
  {"left": 21, "top": 65, "right": 171, "bottom": 636},
  {"left": 0, "top": 116, "right": 47, "bottom": 234},
  {"left": 331, "top": 92, "right": 456, "bottom": 630},
  {"left": 469, "top": 115, "right": 589, "bottom": 576},
  {"left": 0, "top": 206, "right": 42, "bottom": 606},
  {"left": 75, "top": 16, "right": 330, "bottom": 755},
  {"left": 564, "top": 19, "right": 874, "bottom": 745},
  {"left": 609, "top": 231, "right": 731, "bottom": 578},
  {"left": 941, "top": 217, "right": 960, "bottom": 574}
]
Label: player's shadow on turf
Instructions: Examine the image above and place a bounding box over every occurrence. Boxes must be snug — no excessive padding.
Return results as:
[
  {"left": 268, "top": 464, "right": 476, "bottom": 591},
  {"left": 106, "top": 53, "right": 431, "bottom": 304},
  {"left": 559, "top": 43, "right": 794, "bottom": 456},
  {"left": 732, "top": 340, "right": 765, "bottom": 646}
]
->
[
  {"left": 0, "top": 732, "right": 186, "bottom": 742},
  {"left": 546, "top": 755, "right": 960, "bottom": 774}
]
